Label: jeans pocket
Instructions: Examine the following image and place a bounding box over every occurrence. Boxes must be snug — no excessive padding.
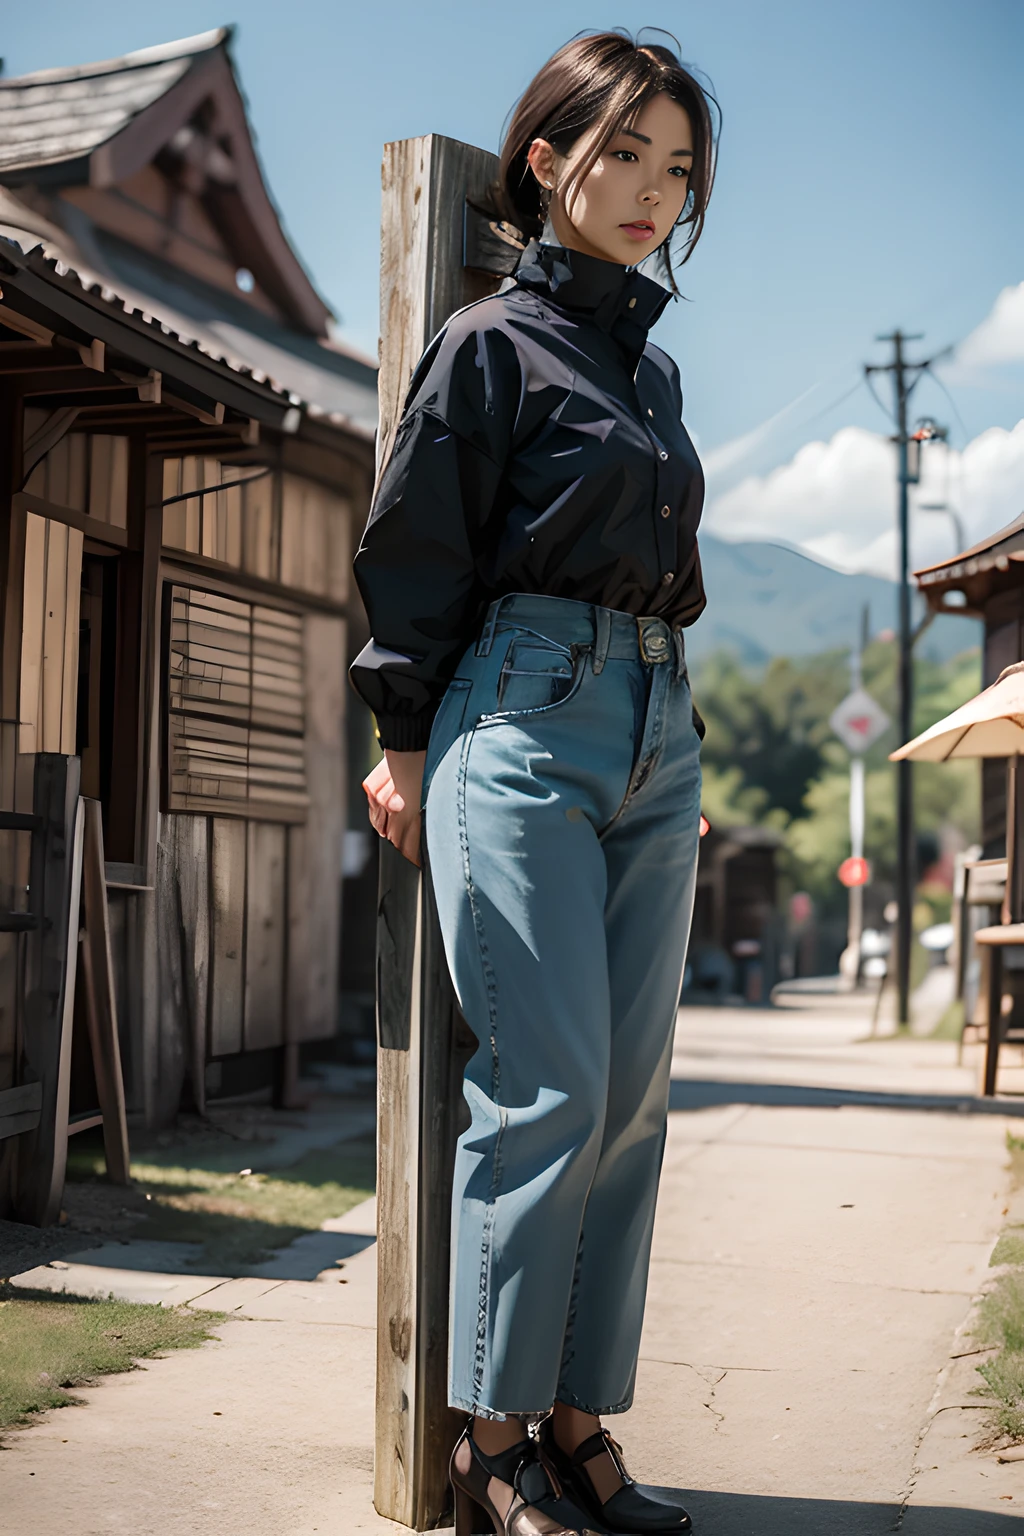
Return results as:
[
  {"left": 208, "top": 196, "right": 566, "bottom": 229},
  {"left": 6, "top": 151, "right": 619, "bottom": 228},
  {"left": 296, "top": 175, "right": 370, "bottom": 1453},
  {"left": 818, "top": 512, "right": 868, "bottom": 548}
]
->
[
  {"left": 490, "top": 638, "right": 587, "bottom": 720},
  {"left": 422, "top": 679, "right": 473, "bottom": 806}
]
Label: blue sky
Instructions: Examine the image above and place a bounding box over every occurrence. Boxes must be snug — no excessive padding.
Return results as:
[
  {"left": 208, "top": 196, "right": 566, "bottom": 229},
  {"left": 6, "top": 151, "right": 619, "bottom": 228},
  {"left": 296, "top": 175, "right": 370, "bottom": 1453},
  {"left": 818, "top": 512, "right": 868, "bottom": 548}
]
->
[{"left": 4, "top": 1, "right": 1023, "bottom": 570}]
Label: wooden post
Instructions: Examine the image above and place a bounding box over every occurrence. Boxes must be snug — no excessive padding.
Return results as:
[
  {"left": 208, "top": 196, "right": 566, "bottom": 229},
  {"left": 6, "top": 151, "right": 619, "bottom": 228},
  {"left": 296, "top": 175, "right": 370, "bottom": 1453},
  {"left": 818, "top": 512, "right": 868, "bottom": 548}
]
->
[{"left": 373, "top": 135, "right": 519, "bottom": 1529}]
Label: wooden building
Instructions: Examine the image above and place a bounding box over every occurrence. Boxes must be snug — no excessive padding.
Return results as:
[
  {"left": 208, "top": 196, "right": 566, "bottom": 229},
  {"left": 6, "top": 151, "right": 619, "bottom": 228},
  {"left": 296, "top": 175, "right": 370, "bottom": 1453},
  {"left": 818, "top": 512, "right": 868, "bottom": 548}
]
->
[
  {"left": 915, "top": 514, "right": 1024, "bottom": 856},
  {"left": 0, "top": 29, "right": 379, "bottom": 1211}
]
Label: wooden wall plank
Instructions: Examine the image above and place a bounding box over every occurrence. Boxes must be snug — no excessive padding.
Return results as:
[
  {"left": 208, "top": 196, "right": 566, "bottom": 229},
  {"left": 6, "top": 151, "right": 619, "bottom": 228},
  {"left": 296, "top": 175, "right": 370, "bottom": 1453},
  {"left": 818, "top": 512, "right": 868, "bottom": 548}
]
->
[
  {"left": 60, "top": 527, "right": 83, "bottom": 755},
  {"left": 40, "top": 520, "right": 68, "bottom": 754},
  {"left": 243, "top": 820, "right": 286, "bottom": 1051},
  {"left": 170, "top": 814, "right": 211, "bottom": 1115},
  {"left": 155, "top": 825, "right": 189, "bottom": 1128},
  {"left": 88, "top": 436, "right": 129, "bottom": 529},
  {"left": 242, "top": 469, "right": 275, "bottom": 580},
  {"left": 19, "top": 511, "right": 46, "bottom": 756},
  {"left": 210, "top": 816, "right": 246, "bottom": 1056},
  {"left": 288, "top": 612, "right": 345, "bottom": 1042}
]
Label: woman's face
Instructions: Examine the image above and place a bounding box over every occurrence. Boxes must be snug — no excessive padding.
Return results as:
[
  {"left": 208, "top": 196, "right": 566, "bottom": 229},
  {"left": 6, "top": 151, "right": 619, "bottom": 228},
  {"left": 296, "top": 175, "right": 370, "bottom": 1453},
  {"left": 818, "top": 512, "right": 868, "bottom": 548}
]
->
[{"left": 527, "top": 93, "right": 694, "bottom": 266}]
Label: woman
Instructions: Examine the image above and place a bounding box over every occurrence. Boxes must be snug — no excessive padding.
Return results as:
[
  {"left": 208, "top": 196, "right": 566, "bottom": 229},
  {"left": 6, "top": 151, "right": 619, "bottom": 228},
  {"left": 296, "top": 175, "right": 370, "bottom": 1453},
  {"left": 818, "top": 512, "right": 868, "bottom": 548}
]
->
[{"left": 352, "top": 31, "right": 717, "bottom": 1536}]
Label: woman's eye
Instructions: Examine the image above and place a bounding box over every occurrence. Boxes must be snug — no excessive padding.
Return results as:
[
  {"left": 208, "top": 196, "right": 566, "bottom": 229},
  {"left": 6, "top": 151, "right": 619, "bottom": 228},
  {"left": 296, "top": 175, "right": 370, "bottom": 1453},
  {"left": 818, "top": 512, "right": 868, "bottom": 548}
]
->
[
  {"left": 612, "top": 150, "right": 638, "bottom": 163},
  {"left": 668, "top": 165, "right": 690, "bottom": 178}
]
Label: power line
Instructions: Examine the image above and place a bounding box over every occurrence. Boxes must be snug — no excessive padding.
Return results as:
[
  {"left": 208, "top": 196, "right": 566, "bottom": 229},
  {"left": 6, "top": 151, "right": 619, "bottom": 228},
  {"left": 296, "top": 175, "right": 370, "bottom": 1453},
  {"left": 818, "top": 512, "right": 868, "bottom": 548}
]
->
[
  {"left": 864, "top": 330, "right": 950, "bottom": 1030},
  {"left": 922, "top": 363, "right": 971, "bottom": 446}
]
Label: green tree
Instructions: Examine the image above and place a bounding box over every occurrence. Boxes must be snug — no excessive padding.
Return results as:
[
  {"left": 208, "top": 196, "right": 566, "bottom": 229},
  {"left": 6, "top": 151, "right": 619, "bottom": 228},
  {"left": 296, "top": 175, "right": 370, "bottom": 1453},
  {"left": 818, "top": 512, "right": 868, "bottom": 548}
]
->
[{"left": 692, "top": 641, "right": 982, "bottom": 916}]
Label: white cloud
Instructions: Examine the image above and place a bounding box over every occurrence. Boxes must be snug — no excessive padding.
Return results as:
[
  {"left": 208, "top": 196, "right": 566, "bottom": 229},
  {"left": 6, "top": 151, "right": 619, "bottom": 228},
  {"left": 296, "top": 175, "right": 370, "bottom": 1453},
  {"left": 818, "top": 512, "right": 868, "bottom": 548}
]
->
[
  {"left": 956, "top": 281, "right": 1024, "bottom": 368},
  {"left": 706, "top": 419, "right": 1024, "bottom": 578},
  {"left": 701, "top": 383, "right": 820, "bottom": 479}
]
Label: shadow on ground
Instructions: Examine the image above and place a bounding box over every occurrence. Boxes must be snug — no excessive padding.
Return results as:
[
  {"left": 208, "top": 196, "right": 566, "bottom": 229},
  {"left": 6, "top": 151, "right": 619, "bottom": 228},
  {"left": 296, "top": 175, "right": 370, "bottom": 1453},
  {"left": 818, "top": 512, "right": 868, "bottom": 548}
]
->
[
  {"left": 654, "top": 1489, "right": 1019, "bottom": 1533},
  {"left": 670, "top": 1078, "right": 1024, "bottom": 1116},
  {"left": 0, "top": 1127, "right": 377, "bottom": 1283}
]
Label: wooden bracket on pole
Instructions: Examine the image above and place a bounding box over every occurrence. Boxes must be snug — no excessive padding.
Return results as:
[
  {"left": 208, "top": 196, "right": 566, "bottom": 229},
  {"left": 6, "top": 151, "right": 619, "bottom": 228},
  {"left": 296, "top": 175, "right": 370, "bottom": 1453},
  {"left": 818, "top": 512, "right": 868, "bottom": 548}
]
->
[{"left": 373, "top": 135, "right": 507, "bottom": 1530}]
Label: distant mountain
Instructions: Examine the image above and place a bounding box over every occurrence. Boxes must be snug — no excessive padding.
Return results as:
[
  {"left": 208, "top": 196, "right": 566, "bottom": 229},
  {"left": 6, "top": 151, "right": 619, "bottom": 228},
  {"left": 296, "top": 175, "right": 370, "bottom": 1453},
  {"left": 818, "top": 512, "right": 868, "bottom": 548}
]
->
[{"left": 687, "top": 535, "right": 980, "bottom": 669}]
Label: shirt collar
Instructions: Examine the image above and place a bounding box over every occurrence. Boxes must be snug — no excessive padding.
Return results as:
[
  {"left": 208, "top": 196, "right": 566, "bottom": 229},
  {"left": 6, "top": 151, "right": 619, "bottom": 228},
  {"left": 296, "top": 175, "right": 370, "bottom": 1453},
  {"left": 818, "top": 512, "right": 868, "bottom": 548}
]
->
[{"left": 512, "top": 237, "right": 673, "bottom": 342}]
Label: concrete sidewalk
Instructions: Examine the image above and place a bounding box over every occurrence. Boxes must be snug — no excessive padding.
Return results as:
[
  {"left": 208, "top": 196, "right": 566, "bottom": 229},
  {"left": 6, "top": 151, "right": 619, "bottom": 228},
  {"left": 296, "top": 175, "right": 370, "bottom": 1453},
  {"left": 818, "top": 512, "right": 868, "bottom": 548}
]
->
[{"left": 4, "top": 993, "right": 1023, "bottom": 1533}]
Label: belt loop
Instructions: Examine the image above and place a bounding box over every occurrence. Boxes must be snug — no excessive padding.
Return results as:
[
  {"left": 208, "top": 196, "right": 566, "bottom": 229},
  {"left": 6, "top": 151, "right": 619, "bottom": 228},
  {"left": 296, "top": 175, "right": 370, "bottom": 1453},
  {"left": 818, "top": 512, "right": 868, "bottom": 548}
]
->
[
  {"left": 592, "top": 606, "right": 611, "bottom": 674},
  {"left": 476, "top": 595, "right": 506, "bottom": 656},
  {"left": 673, "top": 627, "right": 687, "bottom": 681}
]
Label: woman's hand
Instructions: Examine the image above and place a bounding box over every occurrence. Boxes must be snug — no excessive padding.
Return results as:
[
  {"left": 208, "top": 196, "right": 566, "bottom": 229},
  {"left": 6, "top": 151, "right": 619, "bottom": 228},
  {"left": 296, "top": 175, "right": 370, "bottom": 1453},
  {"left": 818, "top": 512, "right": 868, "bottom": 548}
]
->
[{"left": 363, "top": 749, "right": 426, "bottom": 867}]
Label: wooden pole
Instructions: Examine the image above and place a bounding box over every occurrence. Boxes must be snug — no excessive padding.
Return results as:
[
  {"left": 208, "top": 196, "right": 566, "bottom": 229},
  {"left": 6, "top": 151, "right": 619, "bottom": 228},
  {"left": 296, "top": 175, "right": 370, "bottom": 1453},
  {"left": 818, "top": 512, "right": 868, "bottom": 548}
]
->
[
  {"left": 373, "top": 134, "right": 517, "bottom": 1529},
  {"left": 80, "top": 798, "right": 131, "bottom": 1184}
]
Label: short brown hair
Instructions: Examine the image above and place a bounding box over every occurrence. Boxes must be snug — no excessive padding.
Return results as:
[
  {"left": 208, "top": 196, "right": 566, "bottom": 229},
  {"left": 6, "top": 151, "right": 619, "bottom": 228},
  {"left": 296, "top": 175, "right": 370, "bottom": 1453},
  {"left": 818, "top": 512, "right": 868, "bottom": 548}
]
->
[{"left": 496, "top": 31, "right": 720, "bottom": 290}]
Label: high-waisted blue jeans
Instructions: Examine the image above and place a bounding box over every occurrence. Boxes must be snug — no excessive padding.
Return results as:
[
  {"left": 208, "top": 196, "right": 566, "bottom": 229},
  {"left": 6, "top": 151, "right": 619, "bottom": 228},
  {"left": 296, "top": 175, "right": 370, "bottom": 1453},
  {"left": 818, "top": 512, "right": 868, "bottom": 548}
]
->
[{"left": 423, "top": 593, "right": 702, "bottom": 1420}]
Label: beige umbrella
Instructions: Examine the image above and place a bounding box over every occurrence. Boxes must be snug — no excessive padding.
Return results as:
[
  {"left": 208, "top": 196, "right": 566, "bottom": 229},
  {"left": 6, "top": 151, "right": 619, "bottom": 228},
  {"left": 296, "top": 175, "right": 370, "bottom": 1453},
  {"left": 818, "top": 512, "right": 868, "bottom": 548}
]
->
[{"left": 891, "top": 660, "right": 1024, "bottom": 926}]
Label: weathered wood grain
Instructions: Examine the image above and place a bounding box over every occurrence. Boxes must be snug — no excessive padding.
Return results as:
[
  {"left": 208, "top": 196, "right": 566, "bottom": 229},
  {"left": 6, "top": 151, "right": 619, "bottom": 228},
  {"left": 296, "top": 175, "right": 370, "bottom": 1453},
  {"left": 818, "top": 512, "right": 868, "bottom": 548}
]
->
[
  {"left": 286, "top": 612, "right": 345, "bottom": 1043},
  {"left": 170, "top": 814, "right": 211, "bottom": 1115},
  {"left": 210, "top": 816, "right": 246, "bottom": 1057},
  {"left": 243, "top": 820, "right": 286, "bottom": 1051},
  {"left": 374, "top": 134, "right": 504, "bottom": 1530}
]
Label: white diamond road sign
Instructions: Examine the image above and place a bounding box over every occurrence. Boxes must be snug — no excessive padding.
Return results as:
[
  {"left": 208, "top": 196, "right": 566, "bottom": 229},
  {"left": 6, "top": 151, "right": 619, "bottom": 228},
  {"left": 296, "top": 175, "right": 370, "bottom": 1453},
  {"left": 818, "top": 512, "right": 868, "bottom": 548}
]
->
[{"left": 829, "top": 688, "right": 891, "bottom": 755}]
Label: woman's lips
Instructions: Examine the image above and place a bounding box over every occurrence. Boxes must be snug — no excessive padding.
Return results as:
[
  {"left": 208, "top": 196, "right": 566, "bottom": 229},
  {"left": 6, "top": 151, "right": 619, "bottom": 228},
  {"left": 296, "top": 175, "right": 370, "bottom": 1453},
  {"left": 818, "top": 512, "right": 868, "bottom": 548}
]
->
[{"left": 619, "top": 221, "right": 656, "bottom": 241}]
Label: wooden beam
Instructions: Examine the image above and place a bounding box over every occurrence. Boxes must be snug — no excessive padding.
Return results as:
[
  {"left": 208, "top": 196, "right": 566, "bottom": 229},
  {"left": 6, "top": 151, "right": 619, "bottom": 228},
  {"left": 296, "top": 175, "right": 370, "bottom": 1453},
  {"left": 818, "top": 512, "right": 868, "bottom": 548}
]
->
[
  {"left": 14, "top": 494, "right": 129, "bottom": 551},
  {"left": 374, "top": 134, "right": 504, "bottom": 1531}
]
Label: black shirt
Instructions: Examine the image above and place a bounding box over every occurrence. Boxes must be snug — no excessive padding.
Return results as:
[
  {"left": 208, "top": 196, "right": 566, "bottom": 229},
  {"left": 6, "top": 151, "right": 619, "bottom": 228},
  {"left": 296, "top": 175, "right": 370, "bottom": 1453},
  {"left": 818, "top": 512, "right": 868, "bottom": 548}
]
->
[{"left": 350, "top": 238, "right": 706, "bottom": 751}]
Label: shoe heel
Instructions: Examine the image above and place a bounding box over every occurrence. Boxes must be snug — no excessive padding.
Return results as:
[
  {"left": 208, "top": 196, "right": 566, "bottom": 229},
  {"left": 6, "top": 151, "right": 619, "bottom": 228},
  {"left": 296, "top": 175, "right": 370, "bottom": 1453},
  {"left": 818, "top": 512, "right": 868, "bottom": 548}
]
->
[{"left": 454, "top": 1483, "right": 493, "bottom": 1536}]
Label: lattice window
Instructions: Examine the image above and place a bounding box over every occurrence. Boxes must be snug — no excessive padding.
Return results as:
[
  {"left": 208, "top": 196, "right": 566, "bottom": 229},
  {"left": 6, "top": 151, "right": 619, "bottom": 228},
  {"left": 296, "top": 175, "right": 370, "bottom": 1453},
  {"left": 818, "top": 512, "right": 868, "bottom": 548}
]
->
[{"left": 166, "top": 585, "right": 309, "bottom": 821}]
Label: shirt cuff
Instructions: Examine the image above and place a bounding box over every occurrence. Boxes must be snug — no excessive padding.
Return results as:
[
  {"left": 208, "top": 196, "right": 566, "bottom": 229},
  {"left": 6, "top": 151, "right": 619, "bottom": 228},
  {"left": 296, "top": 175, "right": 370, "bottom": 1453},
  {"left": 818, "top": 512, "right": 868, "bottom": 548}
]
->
[{"left": 375, "top": 711, "right": 436, "bottom": 752}]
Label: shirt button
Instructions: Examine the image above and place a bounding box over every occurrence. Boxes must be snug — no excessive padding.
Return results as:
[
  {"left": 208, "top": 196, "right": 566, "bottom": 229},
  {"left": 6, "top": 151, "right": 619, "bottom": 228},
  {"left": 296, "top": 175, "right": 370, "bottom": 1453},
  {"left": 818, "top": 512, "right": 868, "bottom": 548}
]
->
[
  {"left": 662, "top": 571, "right": 675, "bottom": 585},
  {"left": 628, "top": 297, "right": 637, "bottom": 309},
  {"left": 660, "top": 505, "right": 671, "bottom": 518},
  {"left": 659, "top": 450, "right": 668, "bottom": 461}
]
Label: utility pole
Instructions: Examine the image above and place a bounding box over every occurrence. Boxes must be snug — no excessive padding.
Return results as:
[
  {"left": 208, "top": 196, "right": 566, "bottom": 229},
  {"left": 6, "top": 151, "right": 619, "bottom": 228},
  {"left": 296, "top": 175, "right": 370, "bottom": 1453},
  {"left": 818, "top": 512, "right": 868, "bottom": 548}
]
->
[
  {"left": 847, "top": 605, "right": 870, "bottom": 977},
  {"left": 865, "top": 330, "right": 947, "bottom": 1027}
]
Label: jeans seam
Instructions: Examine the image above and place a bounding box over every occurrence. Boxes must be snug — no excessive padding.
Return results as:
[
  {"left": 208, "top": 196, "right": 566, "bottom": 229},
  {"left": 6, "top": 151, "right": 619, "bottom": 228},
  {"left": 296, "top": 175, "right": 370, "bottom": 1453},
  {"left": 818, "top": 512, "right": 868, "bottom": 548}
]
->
[
  {"left": 556, "top": 1225, "right": 585, "bottom": 1397},
  {"left": 457, "top": 728, "right": 505, "bottom": 1412}
]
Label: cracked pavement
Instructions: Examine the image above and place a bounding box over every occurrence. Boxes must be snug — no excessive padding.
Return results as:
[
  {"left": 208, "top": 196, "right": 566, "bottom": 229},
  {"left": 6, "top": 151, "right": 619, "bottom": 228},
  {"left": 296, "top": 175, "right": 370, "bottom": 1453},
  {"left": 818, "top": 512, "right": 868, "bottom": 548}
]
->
[{"left": 3, "top": 986, "right": 1023, "bottom": 1532}]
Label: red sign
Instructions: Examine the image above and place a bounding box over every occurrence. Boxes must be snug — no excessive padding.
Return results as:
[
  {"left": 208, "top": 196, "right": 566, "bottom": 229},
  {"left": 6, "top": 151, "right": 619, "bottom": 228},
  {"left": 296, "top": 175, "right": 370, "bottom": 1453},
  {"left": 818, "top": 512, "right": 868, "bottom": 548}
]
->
[{"left": 838, "top": 856, "right": 871, "bottom": 888}]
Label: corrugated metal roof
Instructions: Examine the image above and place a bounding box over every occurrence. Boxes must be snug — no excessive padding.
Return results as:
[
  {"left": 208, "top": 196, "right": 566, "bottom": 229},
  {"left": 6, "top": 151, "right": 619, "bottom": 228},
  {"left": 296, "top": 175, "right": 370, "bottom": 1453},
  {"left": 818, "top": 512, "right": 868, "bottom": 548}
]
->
[
  {"left": 0, "top": 233, "right": 377, "bottom": 441},
  {"left": 0, "top": 31, "right": 227, "bottom": 174},
  {"left": 916, "top": 513, "right": 1024, "bottom": 586}
]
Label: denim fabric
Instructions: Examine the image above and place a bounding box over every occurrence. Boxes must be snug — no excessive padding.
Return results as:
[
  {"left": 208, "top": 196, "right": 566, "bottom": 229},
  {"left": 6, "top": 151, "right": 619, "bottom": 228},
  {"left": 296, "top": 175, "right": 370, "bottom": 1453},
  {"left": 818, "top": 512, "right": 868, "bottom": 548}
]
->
[{"left": 423, "top": 593, "right": 702, "bottom": 1420}]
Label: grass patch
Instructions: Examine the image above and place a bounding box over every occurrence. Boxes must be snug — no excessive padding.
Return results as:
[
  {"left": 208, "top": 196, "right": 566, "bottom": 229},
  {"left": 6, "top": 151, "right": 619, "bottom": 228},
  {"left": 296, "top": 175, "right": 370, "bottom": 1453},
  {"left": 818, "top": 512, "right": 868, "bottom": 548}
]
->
[
  {"left": 0, "top": 1287, "right": 220, "bottom": 1432},
  {"left": 991, "top": 1229, "right": 1024, "bottom": 1268},
  {"left": 973, "top": 1142, "right": 1024, "bottom": 1443},
  {"left": 67, "top": 1136, "right": 376, "bottom": 1272}
]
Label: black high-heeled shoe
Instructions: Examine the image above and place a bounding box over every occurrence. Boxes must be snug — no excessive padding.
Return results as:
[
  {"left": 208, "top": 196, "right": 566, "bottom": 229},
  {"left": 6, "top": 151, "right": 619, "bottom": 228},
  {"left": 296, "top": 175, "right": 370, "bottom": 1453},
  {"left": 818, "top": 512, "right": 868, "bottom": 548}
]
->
[
  {"left": 449, "top": 1423, "right": 596, "bottom": 1536},
  {"left": 538, "top": 1420, "right": 692, "bottom": 1534}
]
